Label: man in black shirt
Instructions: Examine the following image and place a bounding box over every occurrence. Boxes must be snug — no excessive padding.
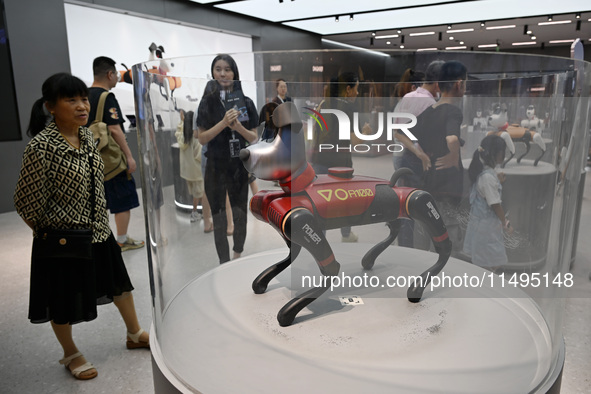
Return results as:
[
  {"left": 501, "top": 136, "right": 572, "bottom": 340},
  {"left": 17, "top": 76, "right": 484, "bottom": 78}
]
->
[
  {"left": 87, "top": 56, "right": 144, "bottom": 252},
  {"left": 410, "top": 60, "right": 467, "bottom": 205}
]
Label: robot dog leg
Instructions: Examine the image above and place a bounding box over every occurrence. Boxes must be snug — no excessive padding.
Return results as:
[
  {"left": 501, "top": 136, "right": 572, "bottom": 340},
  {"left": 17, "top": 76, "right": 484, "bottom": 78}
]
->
[
  {"left": 404, "top": 190, "right": 452, "bottom": 302},
  {"left": 277, "top": 208, "right": 341, "bottom": 327},
  {"left": 252, "top": 241, "right": 301, "bottom": 294},
  {"left": 361, "top": 220, "right": 403, "bottom": 270}
]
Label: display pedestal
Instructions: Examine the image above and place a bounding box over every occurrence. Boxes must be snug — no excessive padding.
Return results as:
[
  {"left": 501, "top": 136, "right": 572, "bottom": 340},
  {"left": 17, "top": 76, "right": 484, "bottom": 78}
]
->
[
  {"left": 151, "top": 246, "right": 563, "bottom": 393},
  {"left": 499, "top": 159, "right": 556, "bottom": 269},
  {"left": 170, "top": 143, "right": 193, "bottom": 211}
]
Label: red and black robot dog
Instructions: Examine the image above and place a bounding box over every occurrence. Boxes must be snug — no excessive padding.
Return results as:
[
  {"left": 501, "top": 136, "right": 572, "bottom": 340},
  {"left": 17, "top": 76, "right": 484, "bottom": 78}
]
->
[{"left": 239, "top": 102, "right": 452, "bottom": 327}]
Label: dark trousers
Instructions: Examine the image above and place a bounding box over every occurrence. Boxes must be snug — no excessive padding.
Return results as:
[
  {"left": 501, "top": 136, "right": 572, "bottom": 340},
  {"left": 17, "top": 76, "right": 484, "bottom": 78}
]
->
[{"left": 204, "top": 160, "right": 249, "bottom": 263}]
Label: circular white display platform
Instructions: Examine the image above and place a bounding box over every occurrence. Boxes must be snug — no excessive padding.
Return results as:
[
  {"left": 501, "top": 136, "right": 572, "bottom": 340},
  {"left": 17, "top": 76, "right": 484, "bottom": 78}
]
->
[{"left": 158, "top": 246, "right": 555, "bottom": 393}]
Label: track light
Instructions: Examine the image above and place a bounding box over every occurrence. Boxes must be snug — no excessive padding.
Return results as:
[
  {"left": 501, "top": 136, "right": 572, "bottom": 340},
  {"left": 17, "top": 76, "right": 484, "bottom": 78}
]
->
[
  {"left": 397, "top": 29, "right": 402, "bottom": 34},
  {"left": 447, "top": 24, "right": 452, "bottom": 29},
  {"left": 371, "top": 31, "right": 376, "bottom": 36},
  {"left": 335, "top": 15, "right": 339, "bottom": 22},
  {"left": 548, "top": 15, "right": 553, "bottom": 21},
  {"left": 575, "top": 13, "right": 581, "bottom": 19},
  {"left": 349, "top": 14, "right": 353, "bottom": 21},
  {"left": 480, "top": 21, "right": 485, "bottom": 27},
  {"left": 531, "top": 36, "right": 536, "bottom": 40}
]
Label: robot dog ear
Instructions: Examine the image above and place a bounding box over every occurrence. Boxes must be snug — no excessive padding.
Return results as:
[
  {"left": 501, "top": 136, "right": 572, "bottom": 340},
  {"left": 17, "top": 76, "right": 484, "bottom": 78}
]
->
[{"left": 272, "top": 102, "right": 302, "bottom": 129}]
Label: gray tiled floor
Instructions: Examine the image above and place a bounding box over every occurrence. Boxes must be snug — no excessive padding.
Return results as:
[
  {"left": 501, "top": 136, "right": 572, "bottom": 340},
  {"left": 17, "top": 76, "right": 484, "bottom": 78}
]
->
[{"left": 0, "top": 168, "right": 590, "bottom": 393}]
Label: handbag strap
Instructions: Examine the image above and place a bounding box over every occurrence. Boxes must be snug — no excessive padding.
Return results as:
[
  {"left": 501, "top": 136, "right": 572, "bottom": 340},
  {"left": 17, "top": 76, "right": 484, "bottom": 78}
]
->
[
  {"left": 87, "top": 139, "right": 97, "bottom": 228},
  {"left": 95, "top": 91, "right": 110, "bottom": 123}
]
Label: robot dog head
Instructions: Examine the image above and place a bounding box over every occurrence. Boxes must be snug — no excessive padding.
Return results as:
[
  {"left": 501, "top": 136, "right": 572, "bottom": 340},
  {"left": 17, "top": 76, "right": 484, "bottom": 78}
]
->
[
  {"left": 489, "top": 103, "right": 508, "bottom": 130},
  {"left": 239, "top": 102, "right": 307, "bottom": 181}
]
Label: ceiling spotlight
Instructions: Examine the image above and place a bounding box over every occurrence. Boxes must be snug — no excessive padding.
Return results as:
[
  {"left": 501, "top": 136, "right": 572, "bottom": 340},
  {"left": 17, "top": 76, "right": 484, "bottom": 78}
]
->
[
  {"left": 575, "top": 13, "right": 581, "bottom": 19},
  {"left": 449, "top": 36, "right": 454, "bottom": 40},
  {"left": 335, "top": 15, "right": 339, "bottom": 22},
  {"left": 349, "top": 14, "right": 354, "bottom": 21},
  {"left": 371, "top": 31, "right": 376, "bottom": 36},
  {"left": 531, "top": 35, "right": 536, "bottom": 40},
  {"left": 548, "top": 15, "right": 553, "bottom": 21},
  {"left": 386, "top": 41, "right": 391, "bottom": 45},
  {"left": 480, "top": 21, "right": 485, "bottom": 27},
  {"left": 460, "top": 41, "right": 464, "bottom": 45},
  {"left": 447, "top": 24, "right": 452, "bottom": 29},
  {"left": 400, "top": 45, "right": 405, "bottom": 49},
  {"left": 397, "top": 29, "right": 402, "bottom": 34}
]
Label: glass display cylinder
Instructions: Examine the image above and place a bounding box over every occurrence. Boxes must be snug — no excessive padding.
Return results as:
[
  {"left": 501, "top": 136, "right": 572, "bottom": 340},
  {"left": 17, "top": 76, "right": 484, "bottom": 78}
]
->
[{"left": 131, "top": 50, "right": 590, "bottom": 393}]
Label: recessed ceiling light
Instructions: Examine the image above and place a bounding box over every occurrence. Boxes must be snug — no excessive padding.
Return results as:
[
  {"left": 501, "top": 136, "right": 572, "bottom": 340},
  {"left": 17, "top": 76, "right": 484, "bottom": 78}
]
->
[
  {"left": 400, "top": 45, "right": 405, "bottom": 49},
  {"left": 446, "top": 28, "right": 474, "bottom": 33},
  {"left": 409, "top": 32, "right": 435, "bottom": 36},
  {"left": 486, "top": 25, "right": 516, "bottom": 30},
  {"left": 386, "top": 41, "right": 391, "bottom": 45},
  {"left": 460, "top": 41, "right": 464, "bottom": 45},
  {"left": 549, "top": 39, "right": 575, "bottom": 43},
  {"left": 538, "top": 20, "right": 571, "bottom": 26},
  {"left": 531, "top": 36, "right": 536, "bottom": 40},
  {"left": 512, "top": 41, "right": 537, "bottom": 46},
  {"left": 449, "top": 36, "right": 454, "bottom": 40}
]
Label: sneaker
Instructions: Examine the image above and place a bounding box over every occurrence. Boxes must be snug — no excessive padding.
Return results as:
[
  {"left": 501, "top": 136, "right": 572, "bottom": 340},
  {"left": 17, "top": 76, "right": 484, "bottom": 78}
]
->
[
  {"left": 341, "top": 232, "right": 358, "bottom": 243},
  {"left": 190, "top": 211, "right": 202, "bottom": 223},
  {"left": 118, "top": 237, "right": 145, "bottom": 252}
]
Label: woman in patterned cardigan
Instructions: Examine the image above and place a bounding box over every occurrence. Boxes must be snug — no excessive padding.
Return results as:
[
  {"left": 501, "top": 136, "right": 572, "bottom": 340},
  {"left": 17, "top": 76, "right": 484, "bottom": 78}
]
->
[{"left": 14, "top": 73, "right": 149, "bottom": 381}]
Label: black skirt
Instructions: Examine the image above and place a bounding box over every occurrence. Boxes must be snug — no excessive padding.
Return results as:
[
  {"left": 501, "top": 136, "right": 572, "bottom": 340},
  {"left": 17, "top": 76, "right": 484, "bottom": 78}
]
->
[{"left": 28, "top": 233, "right": 134, "bottom": 325}]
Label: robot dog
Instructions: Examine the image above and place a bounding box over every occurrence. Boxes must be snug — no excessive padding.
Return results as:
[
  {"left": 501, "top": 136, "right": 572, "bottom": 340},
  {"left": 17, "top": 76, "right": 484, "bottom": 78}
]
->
[
  {"left": 487, "top": 103, "right": 546, "bottom": 166},
  {"left": 239, "top": 102, "right": 452, "bottom": 327}
]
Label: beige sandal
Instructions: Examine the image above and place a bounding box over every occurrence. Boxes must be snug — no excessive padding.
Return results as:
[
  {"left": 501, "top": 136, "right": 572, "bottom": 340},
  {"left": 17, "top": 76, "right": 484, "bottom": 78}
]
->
[
  {"left": 59, "top": 352, "right": 97, "bottom": 380},
  {"left": 127, "top": 328, "right": 150, "bottom": 349}
]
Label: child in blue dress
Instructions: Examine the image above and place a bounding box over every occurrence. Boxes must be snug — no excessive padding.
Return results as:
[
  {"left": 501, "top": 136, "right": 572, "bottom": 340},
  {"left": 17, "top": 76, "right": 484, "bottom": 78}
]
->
[{"left": 463, "top": 134, "right": 513, "bottom": 271}]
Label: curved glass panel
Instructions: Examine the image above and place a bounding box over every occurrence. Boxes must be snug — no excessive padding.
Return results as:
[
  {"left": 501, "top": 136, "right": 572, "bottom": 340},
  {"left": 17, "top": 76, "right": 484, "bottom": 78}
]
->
[{"left": 132, "top": 50, "right": 590, "bottom": 393}]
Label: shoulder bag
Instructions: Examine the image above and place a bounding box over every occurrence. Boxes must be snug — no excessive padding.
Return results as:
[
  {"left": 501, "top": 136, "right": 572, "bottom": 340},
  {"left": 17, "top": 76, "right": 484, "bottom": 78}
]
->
[{"left": 89, "top": 91, "right": 128, "bottom": 181}]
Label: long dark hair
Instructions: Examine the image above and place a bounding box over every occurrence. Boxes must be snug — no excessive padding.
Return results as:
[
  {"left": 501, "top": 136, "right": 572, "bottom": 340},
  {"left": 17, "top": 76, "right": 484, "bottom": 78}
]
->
[
  {"left": 468, "top": 134, "right": 507, "bottom": 184},
  {"left": 329, "top": 71, "right": 358, "bottom": 98},
  {"left": 27, "top": 73, "right": 89, "bottom": 137},
  {"left": 204, "top": 53, "right": 242, "bottom": 97},
  {"left": 182, "top": 110, "right": 194, "bottom": 143}
]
